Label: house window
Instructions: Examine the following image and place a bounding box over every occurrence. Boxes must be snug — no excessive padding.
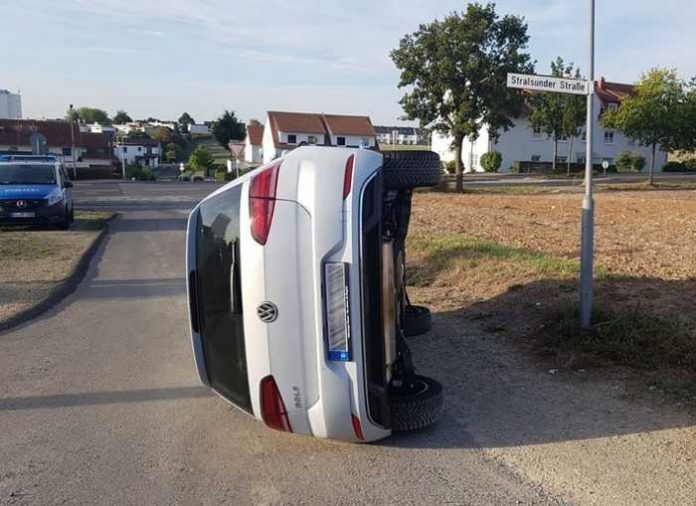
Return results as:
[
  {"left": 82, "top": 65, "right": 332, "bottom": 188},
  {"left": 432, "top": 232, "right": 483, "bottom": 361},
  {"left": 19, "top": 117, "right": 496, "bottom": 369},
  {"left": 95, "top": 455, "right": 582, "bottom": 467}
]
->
[
  {"left": 287, "top": 134, "right": 297, "bottom": 144},
  {"left": 581, "top": 131, "right": 586, "bottom": 141},
  {"left": 337, "top": 136, "right": 346, "bottom": 146},
  {"left": 531, "top": 155, "right": 541, "bottom": 162},
  {"left": 308, "top": 135, "right": 317, "bottom": 144},
  {"left": 123, "top": 147, "right": 128, "bottom": 153},
  {"left": 604, "top": 130, "right": 615, "bottom": 144},
  {"left": 557, "top": 134, "right": 568, "bottom": 142},
  {"left": 138, "top": 146, "right": 142, "bottom": 152},
  {"left": 608, "top": 103, "right": 618, "bottom": 112},
  {"left": 532, "top": 127, "right": 543, "bottom": 139},
  {"left": 62, "top": 147, "right": 72, "bottom": 156},
  {"left": 361, "top": 137, "right": 371, "bottom": 146}
]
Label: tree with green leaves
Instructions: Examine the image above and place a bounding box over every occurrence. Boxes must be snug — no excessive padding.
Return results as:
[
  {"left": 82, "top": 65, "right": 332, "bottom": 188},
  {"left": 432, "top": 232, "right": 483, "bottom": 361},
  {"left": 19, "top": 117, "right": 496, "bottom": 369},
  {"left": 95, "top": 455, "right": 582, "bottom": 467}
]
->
[
  {"left": 602, "top": 68, "right": 687, "bottom": 185},
  {"left": 188, "top": 144, "right": 214, "bottom": 175},
  {"left": 149, "top": 126, "right": 177, "bottom": 144},
  {"left": 113, "top": 111, "right": 133, "bottom": 124},
  {"left": 212, "top": 110, "right": 246, "bottom": 148},
  {"left": 528, "top": 57, "right": 586, "bottom": 174},
  {"left": 178, "top": 112, "right": 195, "bottom": 131},
  {"left": 66, "top": 107, "right": 111, "bottom": 125},
  {"left": 390, "top": 2, "right": 534, "bottom": 191},
  {"left": 164, "top": 143, "right": 182, "bottom": 163}
]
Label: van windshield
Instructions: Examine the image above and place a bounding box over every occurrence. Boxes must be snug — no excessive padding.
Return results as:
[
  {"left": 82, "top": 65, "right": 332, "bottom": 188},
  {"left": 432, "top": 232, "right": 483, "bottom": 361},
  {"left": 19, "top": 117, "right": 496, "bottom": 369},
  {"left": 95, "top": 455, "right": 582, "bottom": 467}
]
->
[{"left": 0, "top": 164, "right": 57, "bottom": 185}]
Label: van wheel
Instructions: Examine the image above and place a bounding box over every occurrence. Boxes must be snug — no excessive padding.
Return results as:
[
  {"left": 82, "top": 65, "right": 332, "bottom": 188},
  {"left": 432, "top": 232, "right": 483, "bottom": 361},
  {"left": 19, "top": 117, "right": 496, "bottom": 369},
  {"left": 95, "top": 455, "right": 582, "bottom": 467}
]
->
[
  {"left": 403, "top": 305, "right": 431, "bottom": 337},
  {"left": 389, "top": 375, "right": 443, "bottom": 431},
  {"left": 382, "top": 151, "right": 441, "bottom": 190}
]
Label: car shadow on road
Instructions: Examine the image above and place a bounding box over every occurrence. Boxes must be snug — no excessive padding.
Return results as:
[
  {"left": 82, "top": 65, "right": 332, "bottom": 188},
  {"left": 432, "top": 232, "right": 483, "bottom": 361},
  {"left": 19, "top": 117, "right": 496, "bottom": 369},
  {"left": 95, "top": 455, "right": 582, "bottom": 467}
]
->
[
  {"left": 384, "top": 277, "right": 696, "bottom": 449},
  {"left": 0, "top": 386, "right": 211, "bottom": 411}
]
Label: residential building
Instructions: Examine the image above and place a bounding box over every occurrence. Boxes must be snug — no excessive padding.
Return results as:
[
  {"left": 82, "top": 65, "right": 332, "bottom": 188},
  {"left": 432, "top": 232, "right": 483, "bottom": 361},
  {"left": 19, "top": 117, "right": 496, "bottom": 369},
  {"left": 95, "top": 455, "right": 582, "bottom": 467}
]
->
[
  {"left": 189, "top": 123, "right": 211, "bottom": 134},
  {"left": 262, "top": 111, "right": 376, "bottom": 163},
  {"left": 81, "top": 123, "right": 117, "bottom": 135},
  {"left": 244, "top": 122, "right": 264, "bottom": 164},
  {"left": 375, "top": 125, "right": 420, "bottom": 145},
  {"left": 113, "top": 139, "right": 161, "bottom": 167},
  {"left": 0, "top": 90, "right": 22, "bottom": 119},
  {"left": 0, "top": 119, "right": 112, "bottom": 169},
  {"left": 431, "top": 77, "right": 669, "bottom": 172}
]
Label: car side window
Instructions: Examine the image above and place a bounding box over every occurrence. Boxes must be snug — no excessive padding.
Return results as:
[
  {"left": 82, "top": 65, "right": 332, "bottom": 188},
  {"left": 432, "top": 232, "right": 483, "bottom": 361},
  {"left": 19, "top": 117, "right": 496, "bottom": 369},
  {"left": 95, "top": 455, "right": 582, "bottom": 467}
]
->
[{"left": 60, "top": 167, "right": 70, "bottom": 184}]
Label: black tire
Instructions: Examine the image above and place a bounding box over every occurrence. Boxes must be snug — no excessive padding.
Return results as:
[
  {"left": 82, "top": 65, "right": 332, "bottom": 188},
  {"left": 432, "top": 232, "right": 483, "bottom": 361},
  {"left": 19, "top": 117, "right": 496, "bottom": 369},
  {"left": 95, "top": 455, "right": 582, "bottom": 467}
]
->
[
  {"left": 57, "top": 207, "right": 71, "bottom": 230},
  {"left": 389, "top": 375, "right": 443, "bottom": 431},
  {"left": 382, "top": 151, "right": 441, "bottom": 190},
  {"left": 403, "top": 305, "right": 431, "bottom": 337}
]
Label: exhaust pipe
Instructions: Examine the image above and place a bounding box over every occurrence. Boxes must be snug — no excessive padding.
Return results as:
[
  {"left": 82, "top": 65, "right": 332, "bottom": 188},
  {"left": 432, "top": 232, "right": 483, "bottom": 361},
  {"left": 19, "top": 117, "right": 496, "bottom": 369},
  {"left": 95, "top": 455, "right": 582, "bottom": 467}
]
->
[{"left": 381, "top": 240, "right": 397, "bottom": 381}]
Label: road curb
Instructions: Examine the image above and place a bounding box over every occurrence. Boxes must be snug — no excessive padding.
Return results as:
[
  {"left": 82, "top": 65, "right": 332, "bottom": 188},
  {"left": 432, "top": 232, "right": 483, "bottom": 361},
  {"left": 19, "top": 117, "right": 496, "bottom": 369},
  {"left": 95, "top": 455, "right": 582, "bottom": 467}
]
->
[{"left": 0, "top": 214, "right": 118, "bottom": 335}]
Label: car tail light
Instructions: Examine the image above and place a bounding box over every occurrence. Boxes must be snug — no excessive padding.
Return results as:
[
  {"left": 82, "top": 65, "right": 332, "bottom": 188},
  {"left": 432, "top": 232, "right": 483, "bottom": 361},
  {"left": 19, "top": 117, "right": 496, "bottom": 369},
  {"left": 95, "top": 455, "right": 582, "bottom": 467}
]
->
[
  {"left": 351, "top": 414, "right": 364, "bottom": 441},
  {"left": 343, "top": 154, "right": 354, "bottom": 200},
  {"left": 249, "top": 163, "right": 281, "bottom": 245},
  {"left": 260, "top": 375, "right": 292, "bottom": 432},
  {"left": 324, "top": 262, "right": 351, "bottom": 361}
]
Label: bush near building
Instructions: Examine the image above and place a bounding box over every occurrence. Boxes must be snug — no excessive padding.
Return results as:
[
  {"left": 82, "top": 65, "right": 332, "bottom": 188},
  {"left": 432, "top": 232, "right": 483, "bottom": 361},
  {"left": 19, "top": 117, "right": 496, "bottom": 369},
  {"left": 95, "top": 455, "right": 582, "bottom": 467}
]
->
[
  {"left": 616, "top": 151, "right": 647, "bottom": 172},
  {"left": 480, "top": 151, "right": 503, "bottom": 172}
]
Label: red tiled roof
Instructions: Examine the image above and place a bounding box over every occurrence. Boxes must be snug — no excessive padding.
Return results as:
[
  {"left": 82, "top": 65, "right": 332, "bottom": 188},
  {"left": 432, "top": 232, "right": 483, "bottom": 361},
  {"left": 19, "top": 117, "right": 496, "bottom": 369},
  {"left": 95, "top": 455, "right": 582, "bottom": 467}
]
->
[
  {"left": 0, "top": 119, "right": 112, "bottom": 156},
  {"left": 594, "top": 78, "right": 637, "bottom": 104},
  {"left": 266, "top": 111, "right": 376, "bottom": 150},
  {"left": 246, "top": 123, "right": 264, "bottom": 146},
  {"left": 323, "top": 114, "right": 376, "bottom": 136}
]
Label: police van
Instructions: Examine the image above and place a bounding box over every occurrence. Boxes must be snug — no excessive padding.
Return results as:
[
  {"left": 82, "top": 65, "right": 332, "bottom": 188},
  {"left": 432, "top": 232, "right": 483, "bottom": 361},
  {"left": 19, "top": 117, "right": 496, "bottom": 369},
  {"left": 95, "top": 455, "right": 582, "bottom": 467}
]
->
[{"left": 0, "top": 155, "right": 74, "bottom": 229}]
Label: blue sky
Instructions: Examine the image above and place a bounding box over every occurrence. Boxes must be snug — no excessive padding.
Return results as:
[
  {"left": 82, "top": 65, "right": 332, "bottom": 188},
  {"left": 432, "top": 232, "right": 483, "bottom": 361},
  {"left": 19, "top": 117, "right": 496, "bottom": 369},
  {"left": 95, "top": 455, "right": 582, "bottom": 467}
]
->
[{"left": 2, "top": 0, "right": 694, "bottom": 125}]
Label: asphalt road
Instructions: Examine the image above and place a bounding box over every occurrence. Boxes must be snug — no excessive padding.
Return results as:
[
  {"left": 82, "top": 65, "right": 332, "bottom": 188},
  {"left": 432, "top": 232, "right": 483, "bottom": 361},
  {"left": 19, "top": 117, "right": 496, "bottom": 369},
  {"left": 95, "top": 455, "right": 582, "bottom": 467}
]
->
[
  {"left": 0, "top": 181, "right": 563, "bottom": 505},
  {"left": 2, "top": 181, "right": 694, "bottom": 505}
]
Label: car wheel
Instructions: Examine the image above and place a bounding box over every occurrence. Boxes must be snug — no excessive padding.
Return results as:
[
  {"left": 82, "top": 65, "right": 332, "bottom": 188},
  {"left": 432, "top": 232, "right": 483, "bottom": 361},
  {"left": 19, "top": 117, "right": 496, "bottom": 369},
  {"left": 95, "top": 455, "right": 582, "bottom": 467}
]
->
[
  {"left": 403, "top": 305, "right": 431, "bottom": 337},
  {"left": 382, "top": 151, "right": 441, "bottom": 190},
  {"left": 389, "top": 375, "right": 443, "bottom": 431},
  {"left": 57, "top": 208, "right": 71, "bottom": 230}
]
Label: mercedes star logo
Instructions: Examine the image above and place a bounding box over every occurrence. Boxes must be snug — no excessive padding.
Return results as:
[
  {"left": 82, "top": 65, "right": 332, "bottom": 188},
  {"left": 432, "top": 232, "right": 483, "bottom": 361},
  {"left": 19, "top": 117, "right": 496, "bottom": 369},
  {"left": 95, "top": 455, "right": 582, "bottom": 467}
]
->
[
  {"left": 16, "top": 200, "right": 27, "bottom": 208},
  {"left": 257, "top": 302, "right": 279, "bottom": 323}
]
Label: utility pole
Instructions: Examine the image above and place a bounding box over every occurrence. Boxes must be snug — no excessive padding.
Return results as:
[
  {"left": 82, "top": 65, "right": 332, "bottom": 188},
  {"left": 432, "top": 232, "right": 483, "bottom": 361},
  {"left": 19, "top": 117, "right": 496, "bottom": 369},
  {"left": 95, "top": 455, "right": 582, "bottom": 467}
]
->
[
  {"left": 69, "top": 104, "right": 77, "bottom": 179},
  {"left": 579, "top": 0, "right": 596, "bottom": 329},
  {"left": 120, "top": 137, "right": 126, "bottom": 179}
]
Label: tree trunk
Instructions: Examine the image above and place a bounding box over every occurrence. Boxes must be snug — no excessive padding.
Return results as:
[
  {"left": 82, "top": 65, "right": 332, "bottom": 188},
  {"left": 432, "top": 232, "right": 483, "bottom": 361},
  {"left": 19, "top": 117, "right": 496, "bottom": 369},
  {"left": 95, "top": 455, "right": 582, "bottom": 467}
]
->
[
  {"left": 552, "top": 137, "right": 558, "bottom": 174},
  {"left": 454, "top": 135, "right": 464, "bottom": 192},
  {"left": 649, "top": 143, "right": 656, "bottom": 185},
  {"left": 567, "top": 136, "right": 574, "bottom": 176}
]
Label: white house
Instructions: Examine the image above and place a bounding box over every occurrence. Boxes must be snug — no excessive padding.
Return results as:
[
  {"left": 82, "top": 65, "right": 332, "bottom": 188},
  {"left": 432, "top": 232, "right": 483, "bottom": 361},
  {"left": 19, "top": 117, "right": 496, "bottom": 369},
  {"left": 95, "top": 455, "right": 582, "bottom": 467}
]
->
[
  {"left": 374, "top": 125, "right": 420, "bottom": 145},
  {"left": 113, "top": 139, "right": 161, "bottom": 167},
  {"left": 262, "top": 111, "right": 377, "bottom": 163},
  {"left": 189, "top": 123, "right": 211, "bottom": 134},
  {"left": 431, "top": 78, "right": 669, "bottom": 172},
  {"left": 244, "top": 122, "right": 264, "bottom": 164},
  {"left": 0, "top": 90, "right": 22, "bottom": 119}
]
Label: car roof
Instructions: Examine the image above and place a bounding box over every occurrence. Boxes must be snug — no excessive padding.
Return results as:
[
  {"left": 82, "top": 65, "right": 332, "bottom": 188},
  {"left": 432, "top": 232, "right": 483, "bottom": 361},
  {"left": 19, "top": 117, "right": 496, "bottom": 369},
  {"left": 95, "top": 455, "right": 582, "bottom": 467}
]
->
[{"left": 0, "top": 154, "right": 59, "bottom": 163}]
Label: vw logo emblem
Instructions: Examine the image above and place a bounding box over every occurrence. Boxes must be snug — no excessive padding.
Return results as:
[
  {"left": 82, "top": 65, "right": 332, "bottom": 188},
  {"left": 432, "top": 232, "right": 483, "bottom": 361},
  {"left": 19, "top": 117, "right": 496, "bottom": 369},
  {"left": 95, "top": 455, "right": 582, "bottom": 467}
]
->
[
  {"left": 257, "top": 302, "right": 279, "bottom": 323},
  {"left": 16, "top": 200, "right": 27, "bottom": 208}
]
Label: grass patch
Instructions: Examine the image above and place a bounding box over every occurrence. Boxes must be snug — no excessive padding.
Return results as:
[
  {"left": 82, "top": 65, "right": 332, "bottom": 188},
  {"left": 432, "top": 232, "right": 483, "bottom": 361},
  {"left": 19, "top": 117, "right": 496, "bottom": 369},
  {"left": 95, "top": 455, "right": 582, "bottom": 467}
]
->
[
  {"left": 408, "top": 234, "right": 579, "bottom": 287},
  {"left": 539, "top": 305, "right": 696, "bottom": 371},
  {"left": 0, "top": 237, "right": 61, "bottom": 260}
]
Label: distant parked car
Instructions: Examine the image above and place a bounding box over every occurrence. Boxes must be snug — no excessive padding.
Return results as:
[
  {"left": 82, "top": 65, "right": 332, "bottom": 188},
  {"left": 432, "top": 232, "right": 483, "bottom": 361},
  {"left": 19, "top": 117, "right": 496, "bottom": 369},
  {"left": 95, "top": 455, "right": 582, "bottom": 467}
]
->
[
  {"left": 186, "top": 146, "right": 443, "bottom": 442},
  {"left": 0, "top": 155, "right": 74, "bottom": 229}
]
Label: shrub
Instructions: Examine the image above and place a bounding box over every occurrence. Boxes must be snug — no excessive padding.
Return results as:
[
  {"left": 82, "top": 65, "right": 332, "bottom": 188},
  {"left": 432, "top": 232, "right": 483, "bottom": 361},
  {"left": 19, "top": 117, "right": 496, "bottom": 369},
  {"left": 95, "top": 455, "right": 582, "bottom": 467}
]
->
[
  {"left": 681, "top": 158, "right": 696, "bottom": 171},
  {"left": 662, "top": 161, "right": 684, "bottom": 172},
  {"left": 480, "top": 151, "right": 502, "bottom": 172},
  {"left": 442, "top": 160, "right": 455, "bottom": 174},
  {"left": 616, "top": 151, "right": 646, "bottom": 172},
  {"left": 125, "top": 164, "right": 155, "bottom": 181}
]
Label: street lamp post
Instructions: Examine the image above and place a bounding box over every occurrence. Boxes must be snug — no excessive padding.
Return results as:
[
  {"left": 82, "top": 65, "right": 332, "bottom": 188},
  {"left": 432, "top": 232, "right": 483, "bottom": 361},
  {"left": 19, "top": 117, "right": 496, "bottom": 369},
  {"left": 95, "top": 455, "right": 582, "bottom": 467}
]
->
[
  {"left": 69, "top": 104, "right": 77, "bottom": 179},
  {"left": 579, "top": 0, "right": 596, "bottom": 329}
]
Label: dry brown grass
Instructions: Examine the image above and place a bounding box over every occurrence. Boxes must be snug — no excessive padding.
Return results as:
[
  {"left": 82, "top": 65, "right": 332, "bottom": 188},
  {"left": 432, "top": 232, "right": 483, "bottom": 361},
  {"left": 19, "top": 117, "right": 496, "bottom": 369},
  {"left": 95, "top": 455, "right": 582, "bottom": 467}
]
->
[
  {"left": 0, "top": 211, "right": 112, "bottom": 324},
  {"left": 406, "top": 190, "right": 696, "bottom": 399}
]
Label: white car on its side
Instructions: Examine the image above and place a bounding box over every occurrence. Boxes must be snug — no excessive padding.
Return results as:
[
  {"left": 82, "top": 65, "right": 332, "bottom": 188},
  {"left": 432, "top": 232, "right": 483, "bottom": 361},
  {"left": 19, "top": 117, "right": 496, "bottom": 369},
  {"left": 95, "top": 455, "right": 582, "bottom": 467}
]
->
[{"left": 186, "top": 145, "right": 442, "bottom": 442}]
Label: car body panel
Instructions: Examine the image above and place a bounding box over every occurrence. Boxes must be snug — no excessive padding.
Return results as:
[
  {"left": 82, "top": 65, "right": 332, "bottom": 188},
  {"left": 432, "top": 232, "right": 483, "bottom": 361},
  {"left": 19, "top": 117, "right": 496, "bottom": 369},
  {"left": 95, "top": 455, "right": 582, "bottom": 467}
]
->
[{"left": 186, "top": 146, "right": 391, "bottom": 442}]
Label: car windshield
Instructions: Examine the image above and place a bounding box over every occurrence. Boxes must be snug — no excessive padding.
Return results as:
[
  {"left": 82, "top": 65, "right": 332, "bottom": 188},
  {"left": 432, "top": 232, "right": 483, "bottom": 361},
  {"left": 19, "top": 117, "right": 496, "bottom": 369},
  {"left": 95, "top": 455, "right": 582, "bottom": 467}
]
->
[{"left": 0, "top": 164, "right": 57, "bottom": 185}]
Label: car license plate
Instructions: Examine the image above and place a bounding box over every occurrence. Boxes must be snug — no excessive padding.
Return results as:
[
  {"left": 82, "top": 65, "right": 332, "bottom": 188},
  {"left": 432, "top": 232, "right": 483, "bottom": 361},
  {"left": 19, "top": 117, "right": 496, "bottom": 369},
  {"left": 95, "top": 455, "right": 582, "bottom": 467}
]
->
[{"left": 10, "top": 212, "right": 36, "bottom": 218}]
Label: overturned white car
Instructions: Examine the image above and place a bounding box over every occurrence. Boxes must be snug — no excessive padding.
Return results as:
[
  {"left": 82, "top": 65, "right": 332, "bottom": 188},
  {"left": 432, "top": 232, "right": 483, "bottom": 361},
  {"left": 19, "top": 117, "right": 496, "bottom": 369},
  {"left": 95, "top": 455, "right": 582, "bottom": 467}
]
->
[{"left": 186, "top": 146, "right": 442, "bottom": 442}]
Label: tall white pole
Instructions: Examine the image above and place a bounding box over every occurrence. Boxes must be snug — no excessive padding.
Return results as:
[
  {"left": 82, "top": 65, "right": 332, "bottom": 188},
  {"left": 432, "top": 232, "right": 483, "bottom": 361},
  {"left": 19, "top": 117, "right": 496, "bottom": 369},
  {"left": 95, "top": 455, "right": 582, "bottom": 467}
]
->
[{"left": 580, "top": 0, "right": 595, "bottom": 329}]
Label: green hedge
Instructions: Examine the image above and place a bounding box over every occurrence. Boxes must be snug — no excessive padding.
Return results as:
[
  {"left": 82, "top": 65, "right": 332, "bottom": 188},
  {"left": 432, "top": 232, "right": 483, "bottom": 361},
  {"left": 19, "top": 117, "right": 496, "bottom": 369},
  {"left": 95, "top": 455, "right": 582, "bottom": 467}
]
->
[
  {"left": 661, "top": 161, "right": 696, "bottom": 172},
  {"left": 72, "top": 167, "right": 115, "bottom": 180}
]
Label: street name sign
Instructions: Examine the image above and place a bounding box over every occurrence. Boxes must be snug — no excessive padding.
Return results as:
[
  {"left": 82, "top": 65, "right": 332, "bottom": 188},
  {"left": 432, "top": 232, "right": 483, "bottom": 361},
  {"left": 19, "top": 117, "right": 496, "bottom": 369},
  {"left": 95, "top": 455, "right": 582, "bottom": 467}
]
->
[{"left": 507, "top": 73, "right": 590, "bottom": 95}]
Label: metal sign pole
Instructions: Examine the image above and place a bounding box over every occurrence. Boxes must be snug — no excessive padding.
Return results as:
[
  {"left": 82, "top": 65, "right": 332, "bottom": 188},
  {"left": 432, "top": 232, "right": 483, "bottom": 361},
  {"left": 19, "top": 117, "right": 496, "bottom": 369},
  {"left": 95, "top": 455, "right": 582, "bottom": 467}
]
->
[{"left": 579, "top": 0, "right": 595, "bottom": 329}]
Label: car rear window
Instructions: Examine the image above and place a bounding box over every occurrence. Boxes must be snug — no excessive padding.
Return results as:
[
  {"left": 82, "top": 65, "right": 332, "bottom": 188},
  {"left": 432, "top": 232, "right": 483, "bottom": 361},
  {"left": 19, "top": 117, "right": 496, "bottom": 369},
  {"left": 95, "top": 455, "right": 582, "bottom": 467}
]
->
[{"left": 195, "top": 186, "right": 252, "bottom": 412}]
